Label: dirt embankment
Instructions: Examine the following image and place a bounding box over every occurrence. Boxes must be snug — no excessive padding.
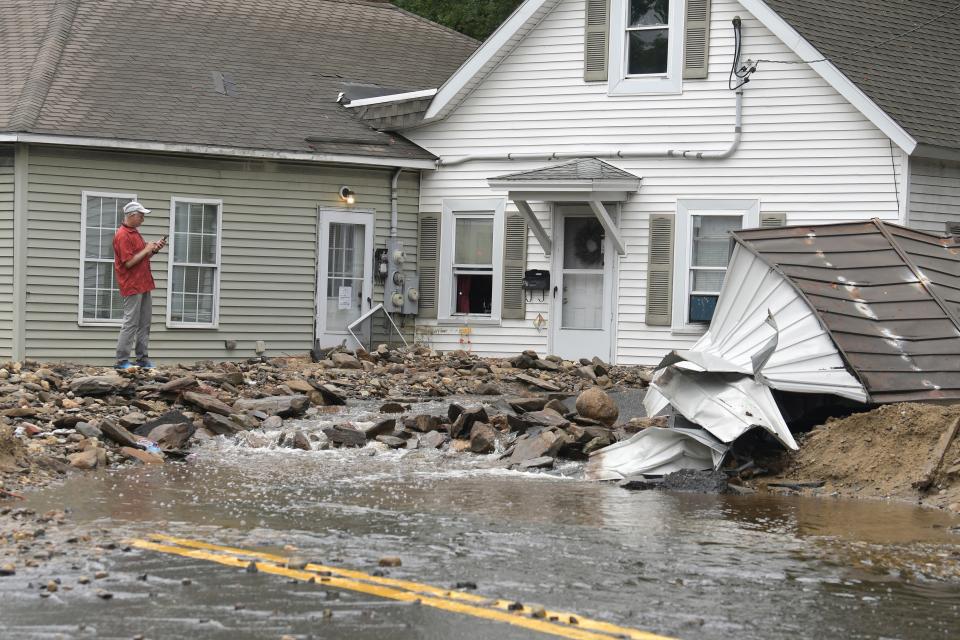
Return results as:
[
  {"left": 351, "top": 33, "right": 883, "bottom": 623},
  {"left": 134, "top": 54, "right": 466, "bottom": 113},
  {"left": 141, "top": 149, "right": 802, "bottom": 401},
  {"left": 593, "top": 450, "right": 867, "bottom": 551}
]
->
[{"left": 772, "top": 403, "right": 960, "bottom": 510}]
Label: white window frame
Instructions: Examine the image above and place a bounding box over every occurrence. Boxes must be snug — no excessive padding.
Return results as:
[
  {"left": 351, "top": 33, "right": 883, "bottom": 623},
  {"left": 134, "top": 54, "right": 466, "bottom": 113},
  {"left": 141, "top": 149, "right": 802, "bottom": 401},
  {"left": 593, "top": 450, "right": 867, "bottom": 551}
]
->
[
  {"left": 166, "top": 196, "right": 223, "bottom": 329},
  {"left": 672, "top": 198, "right": 759, "bottom": 333},
  {"left": 78, "top": 190, "right": 138, "bottom": 327},
  {"left": 438, "top": 198, "right": 505, "bottom": 323},
  {"left": 609, "top": 0, "right": 684, "bottom": 95}
]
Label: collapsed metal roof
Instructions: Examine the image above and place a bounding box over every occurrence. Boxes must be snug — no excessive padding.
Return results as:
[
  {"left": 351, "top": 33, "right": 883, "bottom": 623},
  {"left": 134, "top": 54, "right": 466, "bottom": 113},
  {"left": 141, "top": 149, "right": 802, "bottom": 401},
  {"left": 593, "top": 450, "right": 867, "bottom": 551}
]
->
[{"left": 733, "top": 219, "right": 960, "bottom": 403}]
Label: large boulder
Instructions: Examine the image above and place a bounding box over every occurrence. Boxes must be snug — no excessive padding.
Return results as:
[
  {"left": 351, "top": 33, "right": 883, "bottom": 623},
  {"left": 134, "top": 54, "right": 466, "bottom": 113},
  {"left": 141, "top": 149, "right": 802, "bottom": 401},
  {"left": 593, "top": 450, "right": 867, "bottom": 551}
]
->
[
  {"left": 182, "top": 391, "right": 234, "bottom": 416},
  {"left": 469, "top": 422, "right": 498, "bottom": 454},
  {"left": 507, "top": 429, "right": 565, "bottom": 466},
  {"left": 331, "top": 353, "right": 362, "bottom": 369},
  {"left": 322, "top": 424, "right": 366, "bottom": 448},
  {"left": 449, "top": 406, "right": 488, "bottom": 439},
  {"left": 147, "top": 422, "right": 196, "bottom": 450},
  {"left": 575, "top": 387, "right": 619, "bottom": 426},
  {"left": 69, "top": 376, "right": 127, "bottom": 397}
]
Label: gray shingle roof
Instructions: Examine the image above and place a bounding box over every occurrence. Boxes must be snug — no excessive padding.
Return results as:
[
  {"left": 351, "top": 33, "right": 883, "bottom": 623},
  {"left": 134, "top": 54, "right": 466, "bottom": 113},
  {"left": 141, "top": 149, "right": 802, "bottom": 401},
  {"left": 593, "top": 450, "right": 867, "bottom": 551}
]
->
[
  {"left": 0, "top": 0, "right": 478, "bottom": 160},
  {"left": 765, "top": 0, "right": 960, "bottom": 153},
  {"left": 491, "top": 158, "right": 640, "bottom": 182}
]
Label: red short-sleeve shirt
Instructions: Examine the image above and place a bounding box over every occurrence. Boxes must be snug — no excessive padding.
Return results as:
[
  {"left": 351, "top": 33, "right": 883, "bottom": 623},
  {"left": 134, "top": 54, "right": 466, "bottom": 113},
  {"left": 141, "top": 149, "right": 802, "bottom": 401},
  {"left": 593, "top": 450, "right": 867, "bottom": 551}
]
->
[{"left": 113, "top": 225, "right": 156, "bottom": 297}]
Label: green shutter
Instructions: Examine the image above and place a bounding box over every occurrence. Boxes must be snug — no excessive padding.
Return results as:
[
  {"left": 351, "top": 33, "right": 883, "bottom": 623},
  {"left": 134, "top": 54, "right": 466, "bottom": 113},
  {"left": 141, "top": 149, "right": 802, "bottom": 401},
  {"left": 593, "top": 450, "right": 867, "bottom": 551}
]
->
[
  {"left": 584, "top": 0, "right": 610, "bottom": 82},
  {"left": 683, "top": 0, "right": 711, "bottom": 79},
  {"left": 502, "top": 211, "right": 528, "bottom": 320},
  {"left": 760, "top": 212, "right": 787, "bottom": 228},
  {"left": 646, "top": 214, "right": 674, "bottom": 326},
  {"left": 418, "top": 213, "right": 440, "bottom": 319}
]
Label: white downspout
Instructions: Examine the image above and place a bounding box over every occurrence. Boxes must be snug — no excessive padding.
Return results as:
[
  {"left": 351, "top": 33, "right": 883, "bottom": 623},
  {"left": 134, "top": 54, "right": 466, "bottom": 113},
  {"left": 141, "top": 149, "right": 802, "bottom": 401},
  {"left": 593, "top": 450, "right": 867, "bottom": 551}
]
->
[{"left": 437, "top": 87, "right": 743, "bottom": 167}]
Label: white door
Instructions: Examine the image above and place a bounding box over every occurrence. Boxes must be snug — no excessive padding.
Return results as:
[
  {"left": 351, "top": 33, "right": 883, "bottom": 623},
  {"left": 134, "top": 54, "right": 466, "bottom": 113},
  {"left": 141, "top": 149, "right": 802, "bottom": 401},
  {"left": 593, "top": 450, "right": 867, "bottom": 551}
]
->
[
  {"left": 550, "top": 207, "right": 614, "bottom": 362},
  {"left": 316, "top": 210, "right": 374, "bottom": 348}
]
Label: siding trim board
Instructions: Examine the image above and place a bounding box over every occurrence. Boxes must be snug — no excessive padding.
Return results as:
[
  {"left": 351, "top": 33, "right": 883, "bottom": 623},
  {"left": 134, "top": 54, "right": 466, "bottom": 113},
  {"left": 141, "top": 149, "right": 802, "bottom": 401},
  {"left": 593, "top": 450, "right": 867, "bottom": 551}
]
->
[{"left": 13, "top": 144, "right": 28, "bottom": 361}]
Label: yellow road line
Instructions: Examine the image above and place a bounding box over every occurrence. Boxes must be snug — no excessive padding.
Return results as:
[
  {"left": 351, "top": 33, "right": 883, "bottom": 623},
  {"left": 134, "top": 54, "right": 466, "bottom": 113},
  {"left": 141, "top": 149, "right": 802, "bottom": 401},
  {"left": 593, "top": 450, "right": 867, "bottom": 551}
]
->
[
  {"left": 133, "top": 535, "right": 676, "bottom": 640},
  {"left": 147, "top": 533, "right": 673, "bottom": 640}
]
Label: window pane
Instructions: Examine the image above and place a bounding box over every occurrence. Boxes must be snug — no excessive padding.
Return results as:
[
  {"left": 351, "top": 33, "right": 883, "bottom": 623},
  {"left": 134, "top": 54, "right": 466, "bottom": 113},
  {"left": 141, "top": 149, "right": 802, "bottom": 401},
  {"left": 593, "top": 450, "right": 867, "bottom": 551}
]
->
[
  {"left": 199, "top": 267, "right": 215, "bottom": 294},
  {"left": 629, "top": 0, "right": 668, "bottom": 27},
  {"left": 201, "top": 235, "right": 217, "bottom": 264},
  {"left": 84, "top": 230, "right": 100, "bottom": 260},
  {"left": 173, "top": 232, "right": 189, "bottom": 262},
  {"left": 203, "top": 204, "right": 218, "bottom": 234},
  {"left": 454, "top": 273, "right": 492, "bottom": 314},
  {"left": 692, "top": 269, "right": 727, "bottom": 292},
  {"left": 198, "top": 294, "right": 214, "bottom": 323},
  {"left": 689, "top": 294, "right": 718, "bottom": 323},
  {"left": 454, "top": 218, "right": 493, "bottom": 265},
  {"left": 627, "top": 29, "right": 669, "bottom": 74},
  {"left": 83, "top": 263, "right": 98, "bottom": 289},
  {"left": 692, "top": 215, "right": 740, "bottom": 267},
  {"left": 175, "top": 203, "right": 189, "bottom": 232},
  {"left": 188, "top": 233, "right": 203, "bottom": 263},
  {"left": 562, "top": 273, "right": 604, "bottom": 329},
  {"left": 563, "top": 217, "right": 604, "bottom": 269},
  {"left": 86, "top": 197, "right": 102, "bottom": 228},
  {"left": 189, "top": 203, "right": 204, "bottom": 233},
  {"left": 98, "top": 228, "right": 115, "bottom": 260},
  {"left": 170, "top": 291, "right": 185, "bottom": 322}
]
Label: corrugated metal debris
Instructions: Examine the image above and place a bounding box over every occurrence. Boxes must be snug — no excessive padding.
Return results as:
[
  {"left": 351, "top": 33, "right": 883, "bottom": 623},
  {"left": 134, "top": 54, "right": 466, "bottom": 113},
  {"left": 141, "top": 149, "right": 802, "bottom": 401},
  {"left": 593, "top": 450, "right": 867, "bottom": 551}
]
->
[{"left": 591, "top": 219, "right": 960, "bottom": 480}]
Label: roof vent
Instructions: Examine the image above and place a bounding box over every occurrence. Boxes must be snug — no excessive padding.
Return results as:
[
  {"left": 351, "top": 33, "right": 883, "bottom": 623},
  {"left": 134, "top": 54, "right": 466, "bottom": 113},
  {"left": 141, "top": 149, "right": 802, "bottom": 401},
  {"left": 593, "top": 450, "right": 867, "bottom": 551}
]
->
[{"left": 211, "top": 71, "right": 237, "bottom": 96}]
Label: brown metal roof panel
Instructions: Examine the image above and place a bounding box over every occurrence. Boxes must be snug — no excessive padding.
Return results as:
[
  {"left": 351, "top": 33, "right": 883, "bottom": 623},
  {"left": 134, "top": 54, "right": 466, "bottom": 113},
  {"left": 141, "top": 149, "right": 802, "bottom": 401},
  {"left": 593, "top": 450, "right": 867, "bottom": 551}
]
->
[
  {"left": 780, "top": 264, "right": 918, "bottom": 286},
  {"left": 845, "top": 353, "right": 960, "bottom": 373},
  {"left": 869, "top": 390, "right": 960, "bottom": 404},
  {"left": 820, "top": 313, "right": 959, "bottom": 341},
  {"left": 737, "top": 221, "right": 879, "bottom": 241},
  {"left": 802, "top": 295, "right": 945, "bottom": 321},
  {"left": 856, "top": 370, "right": 960, "bottom": 395},
  {"left": 837, "top": 334, "right": 960, "bottom": 357},
  {"left": 795, "top": 279, "right": 933, "bottom": 304},
  {"left": 742, "top": 233, "right": 892, "bottom": 255},
  {"left": 760, "top": 250, "right": 903, "bottom": 270}
]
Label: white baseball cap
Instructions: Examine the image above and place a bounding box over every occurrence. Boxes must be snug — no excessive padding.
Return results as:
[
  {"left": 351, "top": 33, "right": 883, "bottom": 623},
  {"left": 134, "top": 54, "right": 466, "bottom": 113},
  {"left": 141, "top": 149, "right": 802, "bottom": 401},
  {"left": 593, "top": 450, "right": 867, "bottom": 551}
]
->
[{"left": 123, "top": 201, "right": 151, "bottom": 215}]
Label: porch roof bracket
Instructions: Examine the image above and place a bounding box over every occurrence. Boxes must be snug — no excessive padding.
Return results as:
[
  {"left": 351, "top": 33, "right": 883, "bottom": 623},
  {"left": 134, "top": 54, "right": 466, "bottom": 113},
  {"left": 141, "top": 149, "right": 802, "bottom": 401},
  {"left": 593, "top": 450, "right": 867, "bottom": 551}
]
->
[
  {"left": 515, "top": 199, "right": 552, "bottom": 256},
  {"left": 588, "top": 199, "right": 626, "bottom": 255}
]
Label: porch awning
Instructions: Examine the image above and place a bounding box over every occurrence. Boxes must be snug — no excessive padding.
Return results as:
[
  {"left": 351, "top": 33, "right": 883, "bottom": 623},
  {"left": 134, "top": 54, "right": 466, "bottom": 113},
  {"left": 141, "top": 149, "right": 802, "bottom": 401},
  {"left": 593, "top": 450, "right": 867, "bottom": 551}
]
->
[{"left": 487, "top": 158, "right": 640, "bottom": 256}]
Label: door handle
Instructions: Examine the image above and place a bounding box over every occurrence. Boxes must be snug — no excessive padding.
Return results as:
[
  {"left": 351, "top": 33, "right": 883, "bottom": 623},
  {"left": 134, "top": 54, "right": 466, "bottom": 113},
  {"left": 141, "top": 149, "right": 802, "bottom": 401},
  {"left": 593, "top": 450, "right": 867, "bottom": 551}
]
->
[
  {"left": 552, "top": 286, "right": 558, "bottom": 299},
  {"left": 366, "top": 296, "right": 372, "bottom": 308}
]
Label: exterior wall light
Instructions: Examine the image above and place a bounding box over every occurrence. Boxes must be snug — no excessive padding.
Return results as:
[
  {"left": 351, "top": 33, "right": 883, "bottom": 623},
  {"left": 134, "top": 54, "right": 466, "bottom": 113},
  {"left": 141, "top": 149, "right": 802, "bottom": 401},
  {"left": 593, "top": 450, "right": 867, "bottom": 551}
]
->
[{"left": 339, "top": 186, "right": 356, "bottom": 205}]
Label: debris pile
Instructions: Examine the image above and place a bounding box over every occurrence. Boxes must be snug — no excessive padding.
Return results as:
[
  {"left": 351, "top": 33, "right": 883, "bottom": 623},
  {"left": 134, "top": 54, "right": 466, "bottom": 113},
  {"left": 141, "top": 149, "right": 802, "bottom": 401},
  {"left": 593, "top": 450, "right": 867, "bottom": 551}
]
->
[{"left": 0, "top": 348, "right": 650, "bottom": 494}]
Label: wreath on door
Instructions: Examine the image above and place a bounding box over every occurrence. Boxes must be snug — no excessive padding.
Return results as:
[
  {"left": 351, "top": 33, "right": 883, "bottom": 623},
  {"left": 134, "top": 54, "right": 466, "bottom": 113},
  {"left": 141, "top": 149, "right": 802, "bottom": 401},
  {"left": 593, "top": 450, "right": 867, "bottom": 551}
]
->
[{"left": 573, "top": 219, "right": 604, "bottom": 266}]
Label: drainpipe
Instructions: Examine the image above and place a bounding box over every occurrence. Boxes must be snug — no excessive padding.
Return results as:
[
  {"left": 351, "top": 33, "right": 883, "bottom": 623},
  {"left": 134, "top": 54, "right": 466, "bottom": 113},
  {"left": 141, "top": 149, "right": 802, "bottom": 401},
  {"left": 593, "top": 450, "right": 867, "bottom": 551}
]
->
[
  {"left": 436, "top": 87, "right": 743, "bottom": 167},
  {"left": 390, "top": 167, "right": 403, "bottom": 239}
]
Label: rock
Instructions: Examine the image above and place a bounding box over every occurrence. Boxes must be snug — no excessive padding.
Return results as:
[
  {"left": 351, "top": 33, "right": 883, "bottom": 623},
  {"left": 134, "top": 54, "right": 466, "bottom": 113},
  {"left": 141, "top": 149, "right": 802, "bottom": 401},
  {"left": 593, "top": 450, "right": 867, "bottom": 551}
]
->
[
  {"left": 202, "top": 413, "right": 244, "bottom": 436},
  {"left": 517, "top": 410, "right": 569, "bottom": 429},
  {"left": 623, "top": 416, "right": 669, "bottom": 432},
  {"left": 947, "top": 502, "right": 960, "bottom": 513},
  {"left": 235, "top": 431, "right": 271, "bottom": 448},
  {"left": 518, "top": 456, "right": 554, "bottom": 470},
  {"left": 591, "top": 357, "right": 610, "bottom": 376},
  {"left": 661, "top": 469, "right": 729, "bottom": 494},
  {"left": 582, "top": 435, "right": 613, "bottom": 455},
  {"left": 133, "top": 411, "right": 193, "bottom": 437},
  {"left": 291, "top": 430, "right": 312, "bottom": 451},
  {"left": 3, "top": 407, "right": 36, "bottom": 418},
  {"left": 509, "top": 353, "right": 536, "bottom": 369},
  {"left": 74, "top": 422, "right": 102, "bottom": 439},
  {"left": 575, "top": 387, "right": 618, "bottom": 426},
  {"left": 378, "top": 557, "right": 402, "bottom": 567},
  {"left": 100, "top": 419, "right": 140, "bottom": 448},
  {"left": 331, "top": 353, "right": 362, "bottom": 369},
  {"left": 46, "top": 580, "right": 59, "bottom": 592},
  {"left": 450, "top": 406, "right": 488, "bottom": 439},
  {"left": 95, "top": 589, "right": 113, "bottom": 600},
  {"left": 146, "top": 422, "right": 195, "bottom": 450},
  {"left": 418, "top": 430, "right": 446, "bottom": 449},
  {"left": 360, "top": 418, "right": 396, "bottom": 440},
  {"left": 469, "top": 422, "right": 497, "bottom": 454},
  {"left": 322, "top": 424, "right": 366, "bottom": 448},
  {"left": 313, "top": 384, "right": 347, "bottom": 406},
  {"left": 284, "top": 379, "right": 315, "bottom": 394},
  {"left": 474, "top": 382, "right": 501, "bottom": 395},
  {"left": 379, "top": 402, "right": 406, "bottom": 414},
  {"left": 119, "top": 412, "right": 147, "bottom": 429},
  {"left": 576, "top": 366, "right": 598, "bottom": 381},
  {"left": 515, "top": 373, "right": 560, "bottom": 392},
  {"left": 69, "top": 376, "right": 126, "bottom": 396},
  {"left": 543, "top": 399, "right": 567, "bottom": 414},
  {"left": 508, "top": 430, "right": 565, "bottom": 466},
  {"left": 0, "top": 563, "right": 14, "bottom": 576},
  {"left": 531, "top": 359, "right": 560, "bottom": 372},
  {"left": 68, "top": 449, "right": 99, "bottom": 470},
  {"left": 261, "top": 415, "right": 283, "bottom": 430},
  {"left": 120, "top": 447, "right": 164, "bottom": 464},
  {"left": 233, "top": 395, "right": 309, "bottom": 418},
  {"left": 376, "top": 435, "right": 407, "bottom": 449},
  {"left": 158, "top": 376, "right": 198, "bottom": 393},
  {"left": 618, "top": 476, "right": 663, "bottom": 491},
  {"left": 507, "top": 397, "right": 548, "bottom": 413},
  {"left": 182, "top": 391, "right": 234, "bottom": 416}
]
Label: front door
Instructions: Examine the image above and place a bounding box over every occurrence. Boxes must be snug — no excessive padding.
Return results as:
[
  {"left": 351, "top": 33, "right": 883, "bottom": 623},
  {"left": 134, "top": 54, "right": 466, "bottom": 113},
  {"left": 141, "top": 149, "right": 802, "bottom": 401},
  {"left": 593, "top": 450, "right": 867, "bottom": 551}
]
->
[
  {"left": 550, "top": 207, "right": 614, "bottom": 362},
  {"left": 315, "top": 210, "right": 374, "bottom": 348}
]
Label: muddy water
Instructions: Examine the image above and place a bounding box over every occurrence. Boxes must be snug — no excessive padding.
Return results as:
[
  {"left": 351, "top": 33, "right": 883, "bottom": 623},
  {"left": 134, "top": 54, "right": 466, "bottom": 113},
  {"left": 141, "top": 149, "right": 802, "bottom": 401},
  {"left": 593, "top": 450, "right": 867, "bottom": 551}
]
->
[{"left": 3, "top": 425, "right": 960, "bottom": 639}]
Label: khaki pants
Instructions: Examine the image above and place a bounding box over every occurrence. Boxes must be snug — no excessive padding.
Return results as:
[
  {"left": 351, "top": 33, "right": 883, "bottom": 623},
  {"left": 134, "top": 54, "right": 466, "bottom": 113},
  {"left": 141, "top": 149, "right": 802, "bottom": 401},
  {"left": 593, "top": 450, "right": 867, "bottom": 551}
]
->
[{"left": 115, "top": 291, "right": 152, "bottom": 362}]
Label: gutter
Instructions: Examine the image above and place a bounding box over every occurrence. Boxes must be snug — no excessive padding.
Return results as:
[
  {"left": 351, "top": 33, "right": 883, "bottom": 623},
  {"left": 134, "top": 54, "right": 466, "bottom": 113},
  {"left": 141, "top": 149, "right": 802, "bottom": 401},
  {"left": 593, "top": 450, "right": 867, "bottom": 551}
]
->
[
  {"left": 0, "top": 133, "right": 438, "bottom": 170},
  {"left": 437, "top": 87, "right": 743, "bottom": 167}
]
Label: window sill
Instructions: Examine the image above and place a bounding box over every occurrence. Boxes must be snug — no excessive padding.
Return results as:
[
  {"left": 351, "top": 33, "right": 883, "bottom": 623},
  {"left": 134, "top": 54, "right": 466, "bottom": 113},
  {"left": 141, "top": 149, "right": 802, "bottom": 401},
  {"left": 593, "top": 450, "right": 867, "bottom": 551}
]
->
[
  {"left": 608, "top": 75, "right": 682, "bottom": 96},
  {"left": 78, "top": 320, "right": 123, "bottom": 328},
  {"left": 671, "top": 324, "right": 708, "bottom": 336},
  {"left": 166, "top": 322, "right": 220, "bottom": 330},
  {"left": 436, "top": 317, "right": 501, "bottom": 327}
]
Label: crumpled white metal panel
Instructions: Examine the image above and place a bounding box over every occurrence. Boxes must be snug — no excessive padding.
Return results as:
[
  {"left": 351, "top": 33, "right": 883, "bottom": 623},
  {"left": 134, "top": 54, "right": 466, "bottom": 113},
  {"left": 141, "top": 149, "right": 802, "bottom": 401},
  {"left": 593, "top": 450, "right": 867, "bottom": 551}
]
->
[
  {"left": 647, "top": 366, "right": 799, "bottom": 450},
  {"left": 680, "top": 246, "right": 868, "bottom": 402},
  {"left": 585, "top": 427, "right": 728, "bottom": 481}
]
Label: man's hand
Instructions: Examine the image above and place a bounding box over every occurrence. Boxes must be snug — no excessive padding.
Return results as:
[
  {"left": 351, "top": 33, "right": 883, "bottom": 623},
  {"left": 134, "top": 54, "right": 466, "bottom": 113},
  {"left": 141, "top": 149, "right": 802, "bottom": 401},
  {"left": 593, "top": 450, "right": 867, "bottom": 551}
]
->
[{"left": 145, "top": 241, "right": 159, "bottom": 254}]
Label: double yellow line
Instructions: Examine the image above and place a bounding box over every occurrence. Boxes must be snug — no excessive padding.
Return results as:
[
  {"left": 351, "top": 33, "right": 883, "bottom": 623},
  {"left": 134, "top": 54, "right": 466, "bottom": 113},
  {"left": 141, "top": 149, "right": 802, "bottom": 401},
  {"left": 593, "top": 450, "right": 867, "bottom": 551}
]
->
[{"left": 129, "top": 533, "right": 676, "bottom": 640}]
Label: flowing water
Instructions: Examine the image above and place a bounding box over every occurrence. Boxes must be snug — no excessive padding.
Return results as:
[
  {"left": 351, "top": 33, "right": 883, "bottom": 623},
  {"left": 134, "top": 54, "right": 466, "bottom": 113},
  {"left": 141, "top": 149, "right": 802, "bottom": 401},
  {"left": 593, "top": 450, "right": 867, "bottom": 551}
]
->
[{"left": 3, "top": 407, "right": 960, "bottom": 639}]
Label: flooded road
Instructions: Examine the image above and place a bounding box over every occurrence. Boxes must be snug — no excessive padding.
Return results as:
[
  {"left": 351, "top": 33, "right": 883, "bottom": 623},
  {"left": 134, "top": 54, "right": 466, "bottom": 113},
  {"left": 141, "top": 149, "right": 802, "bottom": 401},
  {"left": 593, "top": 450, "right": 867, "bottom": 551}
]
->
[{"left": 3, "top": 435, "right": 960, "bottom": 639}]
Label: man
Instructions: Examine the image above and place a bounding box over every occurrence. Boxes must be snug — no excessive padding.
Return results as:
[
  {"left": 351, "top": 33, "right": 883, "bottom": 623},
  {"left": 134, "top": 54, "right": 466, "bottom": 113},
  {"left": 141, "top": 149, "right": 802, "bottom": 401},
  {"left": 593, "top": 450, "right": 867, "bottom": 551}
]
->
[{"left": 113, "top": 201, "right": 166, "bottom": 370}]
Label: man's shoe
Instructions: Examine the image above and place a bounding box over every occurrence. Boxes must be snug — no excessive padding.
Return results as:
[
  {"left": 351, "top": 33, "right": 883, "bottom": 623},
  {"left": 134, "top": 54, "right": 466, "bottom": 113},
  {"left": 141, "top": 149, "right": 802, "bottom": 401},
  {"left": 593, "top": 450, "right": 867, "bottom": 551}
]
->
[
  {"left": 115, "top": 360, "right": 135, "bottom": 370},
  {"left": 136, "top": 359, "right": 156, "bottom": 369}
]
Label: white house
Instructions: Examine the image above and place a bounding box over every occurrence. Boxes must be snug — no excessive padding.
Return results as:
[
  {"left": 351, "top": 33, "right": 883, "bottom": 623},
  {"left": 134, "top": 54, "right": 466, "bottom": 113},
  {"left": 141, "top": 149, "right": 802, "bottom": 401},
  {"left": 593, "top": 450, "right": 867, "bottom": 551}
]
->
[{"left": 345, "top": 0, "right": 960, "bottom": 365}]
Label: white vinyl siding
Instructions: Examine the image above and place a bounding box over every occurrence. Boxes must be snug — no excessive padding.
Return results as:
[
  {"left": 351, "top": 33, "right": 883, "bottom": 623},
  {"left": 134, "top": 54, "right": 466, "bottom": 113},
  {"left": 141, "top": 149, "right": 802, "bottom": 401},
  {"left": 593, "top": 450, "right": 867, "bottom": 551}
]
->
[
  {"left": 23, "top": 146, "right": 421, "bottom": 363},
  {"left": 907, "top": 158, "right": 960, "bottom": 234},
  {"left": 405, "top": 0, "right": 906, "bottom": 364},
  {"left": 167, "top": 198, "right": 222, "bottom": 328},
  {"left": 78, "top": 191, "right": 135, "bottom": 326}
]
